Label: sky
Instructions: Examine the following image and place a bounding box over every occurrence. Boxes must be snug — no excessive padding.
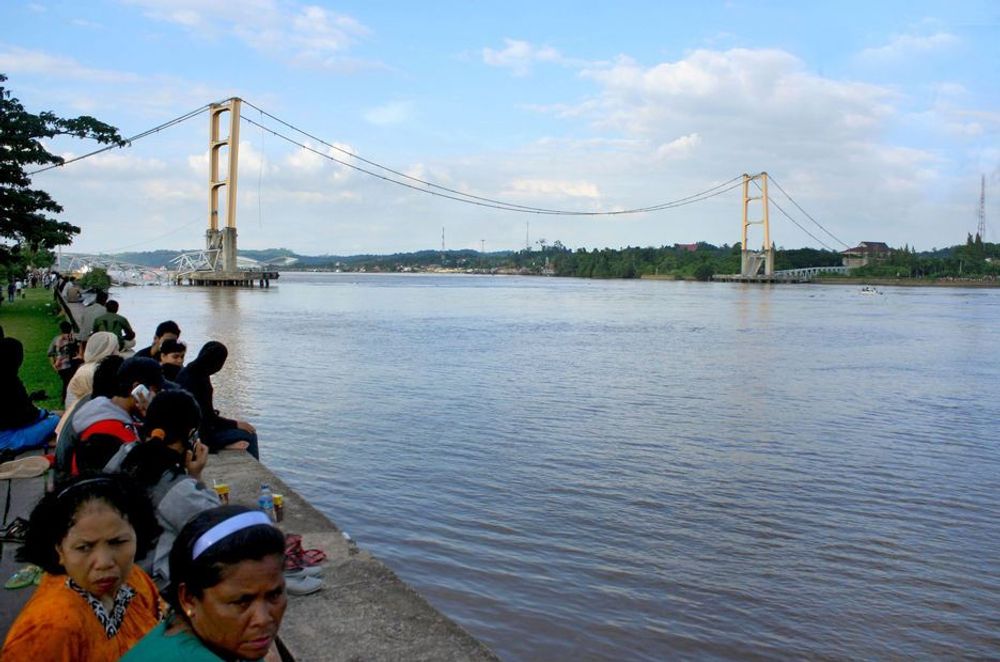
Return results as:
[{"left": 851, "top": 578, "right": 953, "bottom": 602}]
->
[{"left": 2, "top": 0, "right": 998, "bottom": 255}]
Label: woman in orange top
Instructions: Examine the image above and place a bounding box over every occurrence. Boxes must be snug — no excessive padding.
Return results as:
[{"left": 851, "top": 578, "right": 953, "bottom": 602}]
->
[{"left": 3, "top": 474, "right": 162, "bottom": 661}]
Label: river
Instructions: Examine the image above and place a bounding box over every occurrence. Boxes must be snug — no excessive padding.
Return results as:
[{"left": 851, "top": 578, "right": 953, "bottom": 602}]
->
[{"left": 114, "top": 273, "right": 1000, "bottom": 660}]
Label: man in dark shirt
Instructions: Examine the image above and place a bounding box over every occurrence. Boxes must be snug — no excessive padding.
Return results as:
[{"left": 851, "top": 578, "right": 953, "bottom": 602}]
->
[
  {"left": 135, "top": 320, "right": 181, "bottom": 361},
  {"left": 92, "top": 299, "right": 136, "bottom": 351},
  {"left": 176, "top": 341, "right": 259, "bottom": 459}
]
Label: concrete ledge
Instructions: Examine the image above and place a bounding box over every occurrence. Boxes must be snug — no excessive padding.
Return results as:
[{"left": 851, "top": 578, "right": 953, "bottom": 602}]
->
[{"left": 203, "top": 452, "right": 499, "bottom": 662}]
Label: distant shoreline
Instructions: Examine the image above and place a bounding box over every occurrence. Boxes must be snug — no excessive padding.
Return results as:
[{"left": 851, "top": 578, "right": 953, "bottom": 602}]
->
[
  {"left": 641, "top": 274, "right": 1000, "bottom": 288},
  {"left": 812, "top": 277, "right": 1000, "bottom": 288}
]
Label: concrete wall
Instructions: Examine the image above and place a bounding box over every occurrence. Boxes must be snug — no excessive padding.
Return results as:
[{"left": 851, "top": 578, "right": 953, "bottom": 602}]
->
[{"left": 203, "top": 452, "right": 500, "bottom": 662}]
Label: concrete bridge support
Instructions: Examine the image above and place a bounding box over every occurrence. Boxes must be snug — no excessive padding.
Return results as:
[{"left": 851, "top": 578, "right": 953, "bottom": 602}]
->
[{"left": 741, "top": 172, "right": 774, "bottom": 277}]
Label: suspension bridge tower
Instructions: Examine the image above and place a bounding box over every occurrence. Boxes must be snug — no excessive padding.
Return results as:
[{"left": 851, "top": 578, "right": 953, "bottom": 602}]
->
[
  {"left": 207, "top": 98, "right": 241, "bottom": 273},
  {"left": 175, "top": 97, "right": 276, "bottom": 286},
  {"left": 741, "top": 172, "right": 774, "bottom": 276}
]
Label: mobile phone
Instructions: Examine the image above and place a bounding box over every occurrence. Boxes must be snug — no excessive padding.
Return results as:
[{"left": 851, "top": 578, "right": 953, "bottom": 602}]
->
[{"left": 131, "top": 384, "right": 151, "bottom": 407}]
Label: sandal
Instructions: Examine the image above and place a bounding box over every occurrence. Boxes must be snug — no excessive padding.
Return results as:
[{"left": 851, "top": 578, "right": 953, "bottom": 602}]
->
[
  {"left": 299, "top": 549, "right": 326, "bottom": 566},
  {"left": 4, "top": 565, "right": 42, "bottom": 590},
  {"left": 283, "top": 533, "right": 326, "bottom": 570},
  {"left": 0, "top": 518, "right": 29, "bottom": 543}
]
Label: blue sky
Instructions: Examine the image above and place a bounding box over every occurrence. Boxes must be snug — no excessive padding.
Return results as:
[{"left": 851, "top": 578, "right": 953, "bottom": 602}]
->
[{"left": 2, "top": 0, "right": 997, "bottom": 255}]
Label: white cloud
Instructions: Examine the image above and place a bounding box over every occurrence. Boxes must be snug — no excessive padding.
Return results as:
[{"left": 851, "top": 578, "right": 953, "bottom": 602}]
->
[
  {"left": 858, "top": 32, "right": 959, "bottom": 61},
  {"left": 503, "top": 179, "right": 600, "bottom": 199},
  {"left": 0, "top": 46, "right": 140, "bottom": 83},
  {"left": 656, "top": 133, "right": 701, "bottom": 160},
  {"left": 483, "top": 38, "right": 567, "bottom": 76},
  {"left": 122, "top": 0, "right": 373, "bottom": 69},
  {"left": 363, "top": 101, "right": 413, "bottom": 126}
]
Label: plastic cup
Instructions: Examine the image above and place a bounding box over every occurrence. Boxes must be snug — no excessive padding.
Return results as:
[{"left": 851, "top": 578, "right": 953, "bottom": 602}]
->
[{"left": 213, "top": 481, "right": 230, "bottom": 504}]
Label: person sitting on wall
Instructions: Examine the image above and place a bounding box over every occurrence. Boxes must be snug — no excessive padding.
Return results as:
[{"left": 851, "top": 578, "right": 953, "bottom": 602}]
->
[
  {"left": 2, "top": 474, "right": 162, "bottom": 660},
  {"left": 69, "top": 357, "right": 165, "bottom": 476},
  {"left": 65, "top": 330, "right": 120, "bottom": 409},
  {"left": 135, "top": 320, "right": 181, "bottom": 362},
  {"left": 76, "top": 289, "right": 108, "bottom": 345},
  {"left": 157, "top": 338, "right": 186, "bottom": 382},
  {"left": 0, "top": 337, "right": 61, "bottom": 452},
  {"left": 55, "top": 355, "right": 123, "bottom": 486},
  {"left": 122, "top": 505, "right": 287, "bottom": 662},
  {"left": 93, "top": 299, "right": 137, "bottom": 352},
  {"left": 48, "top": 320, "right": 83, "bottom": 401},
  {"left": 176, "top": 341, "right": 259, "bottom": 459},
  {"left": 118, "top": 390, "right": 220, "bottom": 590},
  {"left": 62, "top": 275, "right": 82, "bottom": 303}
]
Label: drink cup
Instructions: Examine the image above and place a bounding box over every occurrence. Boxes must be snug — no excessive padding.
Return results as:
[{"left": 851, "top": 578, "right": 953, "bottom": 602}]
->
[{"left": 213, "top": 481, "right": 230, "bottom": 504}]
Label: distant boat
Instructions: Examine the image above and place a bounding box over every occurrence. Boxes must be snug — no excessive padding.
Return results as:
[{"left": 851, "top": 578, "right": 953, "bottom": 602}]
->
[{"left": 860, "top": 285, "right": 883, "bottom": 295}]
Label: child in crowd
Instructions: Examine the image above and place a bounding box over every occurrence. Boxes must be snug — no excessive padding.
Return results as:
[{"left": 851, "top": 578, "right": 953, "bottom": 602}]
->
[{"left": 158, "top": 338, "right": 186, "bottom": 381}]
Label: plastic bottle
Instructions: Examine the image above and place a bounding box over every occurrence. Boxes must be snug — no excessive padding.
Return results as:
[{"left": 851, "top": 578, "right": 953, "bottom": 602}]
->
[{"left": 257, "top": 483, "right": 275, "bottom": 521}]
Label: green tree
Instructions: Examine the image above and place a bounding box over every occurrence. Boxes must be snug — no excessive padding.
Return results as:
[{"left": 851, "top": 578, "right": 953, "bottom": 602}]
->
[
  {"left": 78, "top": 267, "right": 111, "bottom": 291},
  {"left": 0, "top": 74, "right": 125, "bottom": 270}
]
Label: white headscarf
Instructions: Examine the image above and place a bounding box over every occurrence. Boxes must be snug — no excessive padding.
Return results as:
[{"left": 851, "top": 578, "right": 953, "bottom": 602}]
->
[
  {"left": 64, "top": 331, "right": 120, "bottom": 409},
  {"left": 83, "top": 331, "right": 119, "bottom": 364}
]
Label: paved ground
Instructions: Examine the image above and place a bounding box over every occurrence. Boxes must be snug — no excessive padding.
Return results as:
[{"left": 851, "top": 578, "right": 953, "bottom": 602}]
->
[
  {"left": 0, "top": 450, "right": 47, "bottom": 642},
  {"left": 0, "top": 450, "right": 500, "bottom": 661}
]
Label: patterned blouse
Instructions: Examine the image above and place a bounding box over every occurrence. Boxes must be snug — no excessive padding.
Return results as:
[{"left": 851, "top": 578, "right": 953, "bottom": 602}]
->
[{"left": 2, "top": 565, "right": 161, "bottom": 661}]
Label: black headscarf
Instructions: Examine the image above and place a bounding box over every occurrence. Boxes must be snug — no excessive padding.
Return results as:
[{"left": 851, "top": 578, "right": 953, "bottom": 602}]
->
[
  {"left": 0, "top": 337, "right": 39, "bottom": 429},
  {"left": 191, "top": 341, "right": 228, "bottom": 375}
]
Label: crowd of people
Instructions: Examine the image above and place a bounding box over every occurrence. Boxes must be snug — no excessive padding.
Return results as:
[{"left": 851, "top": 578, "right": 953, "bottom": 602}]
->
[{"left": 0, "top": 277, "right": 295, "bottom": 661}]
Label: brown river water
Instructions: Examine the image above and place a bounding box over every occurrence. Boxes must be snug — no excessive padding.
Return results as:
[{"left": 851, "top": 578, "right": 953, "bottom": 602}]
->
[{"left": 114, "top": 273, "right": 1000, "bottom": 660}]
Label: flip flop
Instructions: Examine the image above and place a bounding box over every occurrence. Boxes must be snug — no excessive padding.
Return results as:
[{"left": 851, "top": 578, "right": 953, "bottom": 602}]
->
[
  {"left": 4, "top": 565, "right": 42, "bottom": 590},
  {"left": 0, "top": 517, "right": 29, "bottom": 543},
  {"left": 299, "top": 549, "right": 327, "bottom": 567},
  {"left": 0, "top": 456, "right": 51, "bottom": 480}
]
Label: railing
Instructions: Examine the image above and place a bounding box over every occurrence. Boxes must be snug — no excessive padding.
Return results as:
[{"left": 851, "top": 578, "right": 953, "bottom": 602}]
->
[
  {"left": 773, "top": 266, "right": 850, "bottom": 277},
  {"left": 54, "top": 254, "right": 172, "bottom": 286}
]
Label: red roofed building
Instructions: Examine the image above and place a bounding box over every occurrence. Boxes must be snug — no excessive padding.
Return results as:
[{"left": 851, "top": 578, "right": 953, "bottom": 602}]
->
[{"left": 841, "top": 241, "right": 892, "bottom": 268}]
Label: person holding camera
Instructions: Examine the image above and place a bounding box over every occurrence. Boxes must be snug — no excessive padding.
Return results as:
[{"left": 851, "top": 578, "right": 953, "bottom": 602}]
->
[
  {"left": 118, "top": 390, "right": 220, "bottom": 590},
  {"left": 68, "top": 357, "right": 165, "bottom": 475}
]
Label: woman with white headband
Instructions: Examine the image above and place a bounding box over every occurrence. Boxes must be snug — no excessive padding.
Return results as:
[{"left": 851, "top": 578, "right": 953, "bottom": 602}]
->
[{"left": 123, "top": 505, "right": 287, "bottom": 661}]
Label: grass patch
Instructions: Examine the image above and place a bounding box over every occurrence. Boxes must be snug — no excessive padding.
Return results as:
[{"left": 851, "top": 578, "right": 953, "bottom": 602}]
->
[{"left": 0, "top": 286, "right": 65, "bottom": 411}]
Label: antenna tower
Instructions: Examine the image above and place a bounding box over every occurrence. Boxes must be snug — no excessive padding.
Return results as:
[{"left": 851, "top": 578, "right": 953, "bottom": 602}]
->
[{"left": 978, "top": 174, "right": 987, "bottom": 240}]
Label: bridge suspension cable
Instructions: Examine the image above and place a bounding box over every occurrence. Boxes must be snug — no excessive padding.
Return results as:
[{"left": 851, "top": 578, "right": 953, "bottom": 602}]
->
[
  {"left": 239, "top": 108, "right": 744, "bottom": 216},
  {"left": 751, "top": 178, "right": 845, "bottom": 251},
  {"left": 767, "top": 175, "right": 851, "bottom": 249},
  {"left": 24, "top": 95, "right": 844, "bottom": 245},
  {"left": 27, "top": 101, "right": 220, "bottom": 176}
]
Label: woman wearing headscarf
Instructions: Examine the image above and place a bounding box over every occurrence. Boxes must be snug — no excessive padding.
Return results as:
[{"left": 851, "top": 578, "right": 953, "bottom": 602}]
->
[
  {"left": 175, "top": 341, "right": 259, "bottom": 459},
  {"left": 0, "top": 337, "right": 61, "bottom": 452},
  {"left": 65, "top": 331, "right": 119, "bottom": 409}
]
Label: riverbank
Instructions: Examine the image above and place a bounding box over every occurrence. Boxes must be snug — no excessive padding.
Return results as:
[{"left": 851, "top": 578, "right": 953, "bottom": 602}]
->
[
  {"left": 814, "top": 276, "right": 1000, "bottom": 287},
  {"left": 643, "top": 274, "right": 1000, "bottom": 287}
]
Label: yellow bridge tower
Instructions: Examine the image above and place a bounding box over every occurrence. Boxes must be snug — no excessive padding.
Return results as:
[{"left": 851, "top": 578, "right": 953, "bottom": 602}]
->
[
  {"left": 207, "top": 98, "right": 241, "bottom": 273},
  {"left": 741, "top": 172, "right": 774, "bottom": 277}
]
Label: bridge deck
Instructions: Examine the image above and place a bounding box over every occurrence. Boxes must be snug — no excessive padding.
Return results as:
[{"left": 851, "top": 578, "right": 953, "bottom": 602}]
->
[{"left": 176, "top": 270, "right": 280, "bottom": 287}]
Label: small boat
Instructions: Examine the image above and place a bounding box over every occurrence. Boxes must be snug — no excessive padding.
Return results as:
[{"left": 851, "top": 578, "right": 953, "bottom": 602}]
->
[{"left": 860, "top": 285, "right": 883, "bottom": 295}]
